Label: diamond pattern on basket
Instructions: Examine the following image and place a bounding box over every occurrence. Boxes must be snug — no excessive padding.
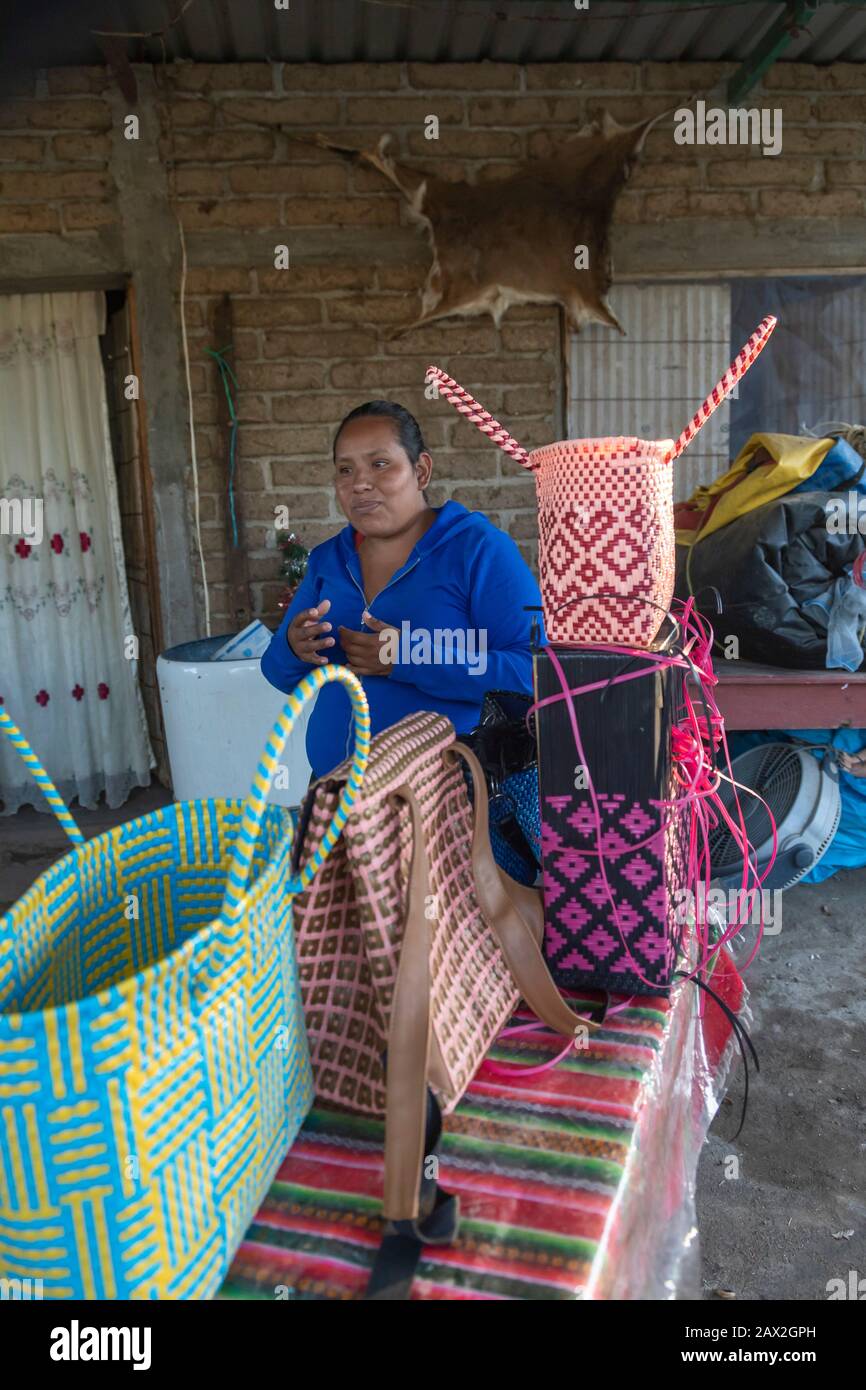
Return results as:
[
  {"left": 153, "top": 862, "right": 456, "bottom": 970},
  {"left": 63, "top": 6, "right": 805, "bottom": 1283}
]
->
[
  {"left": 530, "top": 436, "right": 675, "bottom": 646},
  {"left": 541, "top": 790, "right": 688, "bottom": 995},
  {"left": 426, "top": 316, "right": 776, "bottom": 648}
]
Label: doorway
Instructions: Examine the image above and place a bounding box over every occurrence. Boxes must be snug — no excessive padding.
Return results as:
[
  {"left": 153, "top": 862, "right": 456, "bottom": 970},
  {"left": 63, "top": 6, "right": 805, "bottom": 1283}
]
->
[
  {"left": 0, "top": 286, "right": 158, "bottom": 814},
  {"left": 100, "top": 284, "right": 169, "bottom": 786}
]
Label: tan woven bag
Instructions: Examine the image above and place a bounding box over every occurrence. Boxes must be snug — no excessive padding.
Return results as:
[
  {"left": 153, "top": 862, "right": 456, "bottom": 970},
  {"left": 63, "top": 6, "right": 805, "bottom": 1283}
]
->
[{"left": 292, "top": 710, "right": 596, "bottom": 1289}]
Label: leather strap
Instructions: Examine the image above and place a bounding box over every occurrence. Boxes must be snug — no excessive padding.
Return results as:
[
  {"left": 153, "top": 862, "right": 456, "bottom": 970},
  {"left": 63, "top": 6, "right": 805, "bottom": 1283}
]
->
[
  {"left": 365, "top": 1190, "right": 460, "bottom": 1301},
  {"left": 365, "top": 1087, "right": 459, "bottom": 1301},
  {"left": 382, "top": 746, "right": 600, "bottom": 1225},
  {"left": 451, "top": 741, "right": 603, "bottom": 1038},
  {"left": 382, "top": 784, "right": 435, "bottom": 1222}
]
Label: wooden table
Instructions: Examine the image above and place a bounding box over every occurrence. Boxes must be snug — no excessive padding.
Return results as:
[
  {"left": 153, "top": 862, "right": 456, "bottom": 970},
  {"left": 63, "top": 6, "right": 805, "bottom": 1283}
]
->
[{"left": 706, "top": 660, "right": 866, "bottom": 730}]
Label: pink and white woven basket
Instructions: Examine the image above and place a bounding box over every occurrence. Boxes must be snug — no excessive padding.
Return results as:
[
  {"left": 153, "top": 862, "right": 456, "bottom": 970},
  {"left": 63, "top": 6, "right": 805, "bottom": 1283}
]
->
[{"left": 427, "top": 315, "right": 776, "bottom": 648}]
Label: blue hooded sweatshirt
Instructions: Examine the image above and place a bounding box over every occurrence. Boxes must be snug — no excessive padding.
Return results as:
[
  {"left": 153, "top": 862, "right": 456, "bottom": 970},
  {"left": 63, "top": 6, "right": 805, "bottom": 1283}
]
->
[{"left": 261, "top": 501, "right": 542, "bottom": 777}]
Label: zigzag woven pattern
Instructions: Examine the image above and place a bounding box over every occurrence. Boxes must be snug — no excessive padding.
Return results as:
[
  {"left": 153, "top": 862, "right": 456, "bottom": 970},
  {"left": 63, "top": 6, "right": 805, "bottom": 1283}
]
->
[
  {"left": 293, "top": 712, "right": 520, "bottom": 1117},
  {"left": 0, "top": 664, "right": 370, "bottom": 1300},
  {"left": 220, "top": 950, "right": 747, "bottom": 1301}
]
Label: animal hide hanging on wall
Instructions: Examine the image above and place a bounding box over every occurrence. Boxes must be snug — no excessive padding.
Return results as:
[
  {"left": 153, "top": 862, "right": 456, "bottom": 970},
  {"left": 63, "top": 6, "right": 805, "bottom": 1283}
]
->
[{"left": 317, "top": 110, "right": 667, "bottom": 338}]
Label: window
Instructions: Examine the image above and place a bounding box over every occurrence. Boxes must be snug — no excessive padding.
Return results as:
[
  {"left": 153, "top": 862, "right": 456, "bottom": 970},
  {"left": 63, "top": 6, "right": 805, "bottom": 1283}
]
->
[{"left": 568, "top": 276, "right": 866, "bottom": 505}]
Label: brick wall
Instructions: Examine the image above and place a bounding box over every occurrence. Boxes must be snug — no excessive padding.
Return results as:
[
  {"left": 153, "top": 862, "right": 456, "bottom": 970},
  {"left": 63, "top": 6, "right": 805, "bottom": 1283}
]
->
[{"left": 1, "top": 60, "right": 865, "bottom": 630}]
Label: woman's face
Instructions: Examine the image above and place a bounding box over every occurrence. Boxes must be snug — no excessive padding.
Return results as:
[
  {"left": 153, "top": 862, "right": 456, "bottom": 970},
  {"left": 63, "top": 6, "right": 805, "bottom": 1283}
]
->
[{"left": 334, "top": 417, "right": 432, "bottom": 538}]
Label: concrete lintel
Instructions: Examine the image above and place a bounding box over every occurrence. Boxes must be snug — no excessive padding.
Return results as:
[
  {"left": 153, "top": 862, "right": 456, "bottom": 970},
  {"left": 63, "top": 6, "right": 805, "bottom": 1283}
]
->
[
  {"left": 613, "top": 219, "right": 866, "bottom": 276},
  {"left": 107, "top": 71, "right": 200, "bottom": 648},
  {"left": 0, "top": 231, "right": 125, "bottom": 284},
  {"left": 185, "top": 225, "right": 430, "bottom": 268},
  {"left": 189, "top": 217, "right": 864, "bottom": 279}
]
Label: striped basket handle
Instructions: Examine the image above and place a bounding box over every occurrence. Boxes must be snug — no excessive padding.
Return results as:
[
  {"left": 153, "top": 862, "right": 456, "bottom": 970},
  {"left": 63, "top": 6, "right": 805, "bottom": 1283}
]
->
[
  {"left": 667, "top": 315, "right": 777, "bottom": 463},
  {"left": 428, "top": 316, "right": 776, "bottom": 470},
  {"left": 425, "top": 366, "right": 533, "bottom": 469},
  {"left": 220, "top": 662, "right": 370, "bottom": 924},
  {"left": 0, "top": 708, "right": 85, "bottom": 845}
]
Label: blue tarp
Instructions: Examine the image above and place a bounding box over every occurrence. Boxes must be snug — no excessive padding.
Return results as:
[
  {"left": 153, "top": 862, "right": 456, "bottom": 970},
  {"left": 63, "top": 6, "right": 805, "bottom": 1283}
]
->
[{"left": 790, "top": 436, "right": 866, "bottom": 498}]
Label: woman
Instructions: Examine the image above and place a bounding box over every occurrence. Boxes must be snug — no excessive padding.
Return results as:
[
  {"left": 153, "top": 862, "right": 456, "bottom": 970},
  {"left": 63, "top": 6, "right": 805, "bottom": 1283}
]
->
[{"left": 261, "top": 400, "right": 542, "bottom": 778}]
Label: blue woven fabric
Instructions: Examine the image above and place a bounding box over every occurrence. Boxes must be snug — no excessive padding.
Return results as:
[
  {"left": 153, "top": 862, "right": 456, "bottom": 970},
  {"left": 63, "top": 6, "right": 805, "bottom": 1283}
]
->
[{"left": 470, "top": 766, "right": 541, "bottom": 886}]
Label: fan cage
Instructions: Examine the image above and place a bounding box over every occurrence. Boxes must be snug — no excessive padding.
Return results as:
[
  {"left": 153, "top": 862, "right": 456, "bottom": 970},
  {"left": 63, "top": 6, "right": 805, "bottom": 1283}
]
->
[{"left": 710, "top": 744, "right": 803, "bottom": 871}]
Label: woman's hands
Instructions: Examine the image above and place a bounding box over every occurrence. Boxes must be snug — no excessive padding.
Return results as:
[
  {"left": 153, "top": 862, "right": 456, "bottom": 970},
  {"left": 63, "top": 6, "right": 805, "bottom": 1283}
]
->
[
  {"left": 838, "top": 748, "right": 866, "bottom": 777},
  {"left": 287, "top": 600, "right": 397, "bottom": 675},
  {"left": 338, "top": 611, "right": 398, "bottom": 677},
  {"left": 286, "top": 599, "right": 335, "bottom": 665}
]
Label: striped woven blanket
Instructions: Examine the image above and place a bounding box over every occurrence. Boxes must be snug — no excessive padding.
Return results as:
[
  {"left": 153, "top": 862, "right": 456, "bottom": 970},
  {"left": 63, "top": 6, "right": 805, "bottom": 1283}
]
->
[{"left": 220, "top": 956, "right": 743, "bottom": 1301}]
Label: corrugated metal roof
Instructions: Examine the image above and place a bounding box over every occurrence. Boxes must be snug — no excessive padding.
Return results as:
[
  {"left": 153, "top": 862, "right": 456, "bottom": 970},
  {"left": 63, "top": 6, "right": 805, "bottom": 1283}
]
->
[{"left": 4, "top": 0, "right": 866, "bottom": 70}]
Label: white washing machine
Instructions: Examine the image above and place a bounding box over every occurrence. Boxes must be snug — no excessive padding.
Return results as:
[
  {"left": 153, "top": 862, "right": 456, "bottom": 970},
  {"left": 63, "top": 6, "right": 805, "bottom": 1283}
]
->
[{"left": 157, "top": 636, "right": 313, "bottom": 807}]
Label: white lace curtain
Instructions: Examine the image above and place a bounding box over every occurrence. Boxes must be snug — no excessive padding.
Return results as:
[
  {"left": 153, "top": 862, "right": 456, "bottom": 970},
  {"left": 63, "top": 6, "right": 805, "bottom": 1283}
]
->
[{"left": 0, "top": 290, "right": 153, "bottom": 813}]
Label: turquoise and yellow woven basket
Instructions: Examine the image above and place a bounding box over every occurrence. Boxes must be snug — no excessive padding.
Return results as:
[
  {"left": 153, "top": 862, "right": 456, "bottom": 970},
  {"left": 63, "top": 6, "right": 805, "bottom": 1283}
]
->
[{"left": 0, "top": 664, "right": 369, "bottom": 1300}]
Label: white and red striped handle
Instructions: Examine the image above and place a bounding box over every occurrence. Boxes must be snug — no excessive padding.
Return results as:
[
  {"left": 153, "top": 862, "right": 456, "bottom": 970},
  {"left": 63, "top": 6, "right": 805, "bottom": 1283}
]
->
[
  {"left": 424, "top": 365, "right": 532, "bottom": 469},
  {"left": 428, "top": 313, "right": 776, "bottom": 469},
  {"left": 668, "top": 315, "right": 777, "bottom": 463}
]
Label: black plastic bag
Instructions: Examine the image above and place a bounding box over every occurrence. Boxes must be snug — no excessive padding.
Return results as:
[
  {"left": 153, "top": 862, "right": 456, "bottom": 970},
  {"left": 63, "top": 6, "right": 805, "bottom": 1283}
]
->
[{"left": 683, "top": 491, "right": 865, "bottom": 669}]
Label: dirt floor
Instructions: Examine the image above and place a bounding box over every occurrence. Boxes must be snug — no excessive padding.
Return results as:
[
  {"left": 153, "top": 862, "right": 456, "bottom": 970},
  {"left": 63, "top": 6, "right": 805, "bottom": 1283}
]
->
[
  {"left": 0, "top": 782, "right": 173, "bottom": 915},
  {"left": 697, "top": 865, "right": 866, "bottom": 1302},
  {"left": 2, "top": 786, "right": 864, "bottom": 1303}
]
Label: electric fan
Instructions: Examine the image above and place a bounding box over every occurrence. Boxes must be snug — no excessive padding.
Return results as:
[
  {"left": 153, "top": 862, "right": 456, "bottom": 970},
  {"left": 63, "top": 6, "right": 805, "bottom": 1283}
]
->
[{"left": 709, "top": 743, "right": 842, "bottom": 892}]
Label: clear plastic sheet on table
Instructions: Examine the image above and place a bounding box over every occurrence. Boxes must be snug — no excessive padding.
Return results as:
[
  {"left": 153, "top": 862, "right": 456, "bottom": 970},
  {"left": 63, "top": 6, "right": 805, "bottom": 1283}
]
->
[
  {"left": 220, "top": 951, "right": 746, "bottom": 1302},
  {"left": 586, "top": 954, "right": 746, "bottom": 1300}
]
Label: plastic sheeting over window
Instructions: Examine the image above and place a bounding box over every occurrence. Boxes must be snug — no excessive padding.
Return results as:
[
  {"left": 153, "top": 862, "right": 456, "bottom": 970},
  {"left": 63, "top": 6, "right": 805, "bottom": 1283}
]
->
[
  {"left": 569, "top": 275, "right": 866, "bottom": 502},
  {"left": 568, "top": 281, "right": 733, "bottom": 508},
  {"left": 729, "top": 275, "right": 866, "bottom": 459}
]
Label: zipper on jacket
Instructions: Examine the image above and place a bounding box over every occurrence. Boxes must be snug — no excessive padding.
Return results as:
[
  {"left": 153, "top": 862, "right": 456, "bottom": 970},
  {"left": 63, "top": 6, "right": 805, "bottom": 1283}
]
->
[
  {"left": 341, "top": 556, "right": 421, "bottom": 758},
  {"left": 345, "top": 556, "right": 422, "bottom": 613}
]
